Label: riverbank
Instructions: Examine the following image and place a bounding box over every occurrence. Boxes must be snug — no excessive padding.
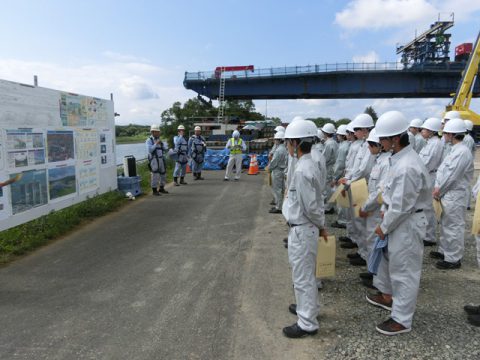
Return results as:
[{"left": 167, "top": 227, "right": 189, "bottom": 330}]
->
[{"left": 116, "top": 135, "right": 145, "bottom": 144}]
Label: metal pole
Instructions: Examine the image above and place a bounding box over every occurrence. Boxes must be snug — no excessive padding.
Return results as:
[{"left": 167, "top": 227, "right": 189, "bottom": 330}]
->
[{"left": 33, "top": 75, "right": 38, "bottom": 87}]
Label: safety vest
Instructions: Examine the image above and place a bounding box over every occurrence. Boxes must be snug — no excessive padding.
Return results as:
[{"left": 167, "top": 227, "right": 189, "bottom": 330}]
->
[{"left": 230, "top": 138, "right": 243, "bottom": 155}]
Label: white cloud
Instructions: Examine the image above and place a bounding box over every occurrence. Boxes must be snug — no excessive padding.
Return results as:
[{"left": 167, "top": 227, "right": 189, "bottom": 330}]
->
[
  {"left": 119, "top": 76, "right": 159, "bottom": 100},
  {"left": 352, "top": 51, "right": 380, "bottom": 63}
]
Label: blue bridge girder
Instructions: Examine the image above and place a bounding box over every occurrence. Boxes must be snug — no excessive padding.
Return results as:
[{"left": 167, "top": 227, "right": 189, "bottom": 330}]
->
[{"left": 184, "top": 62, "right": 479, "bottom": 100}]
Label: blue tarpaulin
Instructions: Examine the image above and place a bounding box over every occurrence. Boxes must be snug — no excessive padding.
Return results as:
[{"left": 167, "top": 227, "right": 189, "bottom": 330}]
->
[{"left": 202, "top": 149, "right": 269, "bottom": 170}]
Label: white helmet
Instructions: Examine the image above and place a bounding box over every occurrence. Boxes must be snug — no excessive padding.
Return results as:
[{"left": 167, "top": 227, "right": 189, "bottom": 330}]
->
[
  {"left": 274, "top": 125, "right": 285, "bottom": 132},
  {"left": 284, "top": 119, "right": 317, "bottom": 139},
  {"left": 232, "top": 130, "right": 240, "bottom": 138},
  {"left": 322, "top": 123, "right": 336, "bottom": 134},
  {"left": 274, "top": 131, "right": 285, "bottom": 139},
  {"left": 346, "top": 122, "right": 355, "bottom": 133},
  {"left": 366, "top": 128, "right": 380, "bottom": 143},
  {"left": 317, "top": 129, "right": 325, "bottom": 140},
  {"left": 443, "top": 110, "right": 461, "bottom": 122},
  {"left": 194, "top": 126, "right": 201, "bottom": 131},
  {"left": 375, "top": 111, "right": 409, "bottom": 137},
  {"left": 351, "top": 114, "right": 374, "bottom": 129},
  {"left": 291, "top": 116, "right": 305, "bottom": 123},
  {"left": 421, "top": 117, "right": 442, "bottom": 132},
  {"left": 150, "top": 124, "right": 160, "bottom": 132},
  {"left": 409, "top": 118, "right": 423, "bottom": 128},
  {"left": 443, "top": 118, "right": 466, "bottom": 134},
  {"left": 177, "top": 125, "right": 185, "bottom": 130},
  {"left": 337, "top": 124, "right": 348, "bottom": 136},
  {"left": 464, "top": 120, "right": 474, "bottom": 131}
]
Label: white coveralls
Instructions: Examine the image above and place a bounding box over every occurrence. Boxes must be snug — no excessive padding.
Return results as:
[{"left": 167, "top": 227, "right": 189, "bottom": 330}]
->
[
  {"left": 408, "top": 131, "right": 416, "bottom": 151},
  {"left": 282, "top": 153, "right": 325, "bottom": 332},
  {"left": 373, "top": 145, "right": 431, "bottom": 329},
  {"left": 441, "top": 136, "right": 452, "bottom": 160},
  {"left": 322, "top": 138, "right": 339, "bottom": 212},
  {"left": 225, "top": 138, "right": 246, "bottom": 180},
  {"left": 361, "top": 151, "right": 390, "bottom": 265},
  {"left": 269, "top": 143, "right": 288, "bottom": 210},
  {"left": 146, "top": 136, "right": 168, "bottom": 188},
  {"left": 344, "top": 139, "right": 364, "bottom": 240},
  {"left": 414, "top": 133, "right": 426, "bottom": 153},
  {"left": 333, "top": 140, "right": 351, "bottom": 225},
  {"left": 435, "top": 142, "right": 474, "bottom": 263},
  {"left": 472, "top": 176, "right": 480, "bottom": 267},
  {"left": 419, "top": 136, "right": 444, "bottom": 243},
  {"left": 463, "top": 133, "right": 476, "bottom": 208},
  {"left": 345, "top": 140, "right": 375, "bottom": 260}
]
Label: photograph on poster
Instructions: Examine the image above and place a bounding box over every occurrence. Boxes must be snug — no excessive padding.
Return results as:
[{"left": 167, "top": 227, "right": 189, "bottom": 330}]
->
[
  {"left": 31, "top": 133, "right": 44, "bottom": 148},
  {"left": 47, "top": 130, "right": 75, "bottom": 162},
  {"left": 10, "top": 169, "right": 48, "bottom": 214},
  {"left": 48, "top": 165, "right": 76, "bottom": 200},
  {"left": 7, "top": 132, "right": 27, "bottom": 150},
  {"left": 101, "top": 155, "right": 107, "bottom": 164},
  {"left": 28, "top": 150, "right": 46, "bottom": 165},
  {"left": 100, "top": 133, "right": 106, "bottom": 143},
  {"left": 8, "top": 151, "right": 28, "bottom": 168},
  {"left": 100, "top": 144, "right": 107, "bottom": 154}
]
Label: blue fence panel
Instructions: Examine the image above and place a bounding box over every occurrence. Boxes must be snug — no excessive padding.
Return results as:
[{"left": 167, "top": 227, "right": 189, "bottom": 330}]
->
[{"left": 202, "top": 149, "right": 269, "bottom": 170}]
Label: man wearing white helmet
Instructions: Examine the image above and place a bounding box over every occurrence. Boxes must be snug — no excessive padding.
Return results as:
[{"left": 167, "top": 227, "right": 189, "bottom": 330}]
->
[
  {"left": 268, "top": 126, "right": 285, "bottom": 206},
  {"left": 146, "top": 124, "right": 169, "bottom": 195},
  {"left": 430, "top": 118, "right": 474, "bottom": 269},
  {"left": 418, "top": 118, "right": 444, "bottom": 246},
  {"left": 281, "top": 119, "right": 327, "bottom": 338},
  {"left": 285, "top": 116, "right": 305, "bottom": 192},
  {"left": 332, "top": 124, "right": 351, "bottom": 228},
  {"left": 409, "top": 118, "right": 426, "bottom": 153},
  {"left": 441, "top": 110, "right": 461, "bottom": 160},
  {"left": 367, "top": 110, "right": 431, "bottom": 336},
  {"left": 463, "top": 119, "right": 476, "bottom": 210},
  {"left": 224, "top": 130, "right": 246, "bottom": 181},
  {"left": 188, "top": 126, "right": 207, "bottom": 180},
  {"left": 268, "top": 131, "right": 288, "bottom": 214},
  {"left": 173, "top": 125, "right": 189, "bottom": 186},
  {"left": 321, "top": 123, "right": 338, "bottom": 214}
]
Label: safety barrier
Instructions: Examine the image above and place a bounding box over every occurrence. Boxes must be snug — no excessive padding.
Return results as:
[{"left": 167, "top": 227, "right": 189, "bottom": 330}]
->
[{"left": 202, "top": 149, "right": 269, "bottom": 170}]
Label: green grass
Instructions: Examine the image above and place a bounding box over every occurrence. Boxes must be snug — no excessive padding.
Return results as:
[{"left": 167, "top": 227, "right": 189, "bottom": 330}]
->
[{"left": 116, "top": 135, "right": 147, "bottom": 144}]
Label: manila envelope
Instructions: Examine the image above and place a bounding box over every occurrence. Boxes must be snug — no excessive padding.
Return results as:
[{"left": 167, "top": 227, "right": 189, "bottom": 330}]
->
[
  {"left": 433, "top": 199, "right": 442, "bottom": 221},
  {"left": 336, "top": 187, "right": 351, "bottom": 208},
  {"left": 316, "top": 236, "right": 336, "bottom": 278},
  {"left": 350, "top": 178, "right": 369, "bottom": 208},
  {"left": 328, "top": 185, "right": 343, "bottom": 204},
  {"left": 472, "top": 192, "right": 480, "bottom": 235}
]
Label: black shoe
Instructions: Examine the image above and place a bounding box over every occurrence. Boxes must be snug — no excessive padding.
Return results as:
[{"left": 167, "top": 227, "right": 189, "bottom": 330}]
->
[
  {"left": 193, "top": 176, "right": 199, "bottom": 181},
  {"left": 224, "top": 178, "right": 229, "bottom": 181},
  {"left": 429, "top": 251, "right": 444, "bottom": 260},
  {"left": 468, "top": 314, "right": 480, "bottom": 327},
  {"left": 436, "top": 260, "right": 461, "bottom": 270},
  {"left": 174, "top": 177, "right": 179, "bottom": 186},
  {"left": 198, "top": 173, "right": 204, "bottom": 180},
  {"left": 283, "top": 238, "right": 288, "bottom": 244},
  {"left": 339, "top": 236, "right": 353, "bottom": 243},
  {"left": 269, "top": 209, "right": 282, "bottom": 214},
  {"left": 361, "top": 277, "right": 377, "bottom": 290},
  {"left": 174, "top": 182, "right": 180, "bottom": 186},
  {"left": 347, "top": 252, "right": 361, "bottom": 259},
  {"left": 180, "top": 177, "right": 188, "bottom": 185},
  {"left": 282, "top": 323, "right": 317, "bottom": 338},
  {"left": 350, "top": 257, "right": 367, "bottom": 266},
  {"left": 270, "top": 201, "right": 276, "bottom": 205},
  {"left": 331, "top": 221, "right": 346, "bottom": 229},
  {"left": 284, "top": 243, "right": 288, "bottom": 249},
  {"left": 467, "top": 207, "right": 472, "bottom": 211},
  {"left": 152, "top": 188, "right": 161, "bottom": 196},
  {"left": 341, "top": 242, "right": 358, "bottom": 249},
  {"left": 288, "top": 304, "right": 297, "bottom": 315},
  {"left": 324, "top": 208, "right": 335, "bottom": 215},
  {"left": 423, "top": 240, "right": 437, "bottom": 246},
  {"left": 359, "top": 272, "right": 373, "bottom": 280},
  {"left": 159, "top": 187, "right": 169, "bottom": 194},
  {"left": 464, "top": 305, "right": 480, "bottom": 315}
]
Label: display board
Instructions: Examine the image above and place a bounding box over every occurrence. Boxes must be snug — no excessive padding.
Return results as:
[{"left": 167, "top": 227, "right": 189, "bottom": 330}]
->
[{"left": 0, "top": 79, "right": 116, "bottom": 231}]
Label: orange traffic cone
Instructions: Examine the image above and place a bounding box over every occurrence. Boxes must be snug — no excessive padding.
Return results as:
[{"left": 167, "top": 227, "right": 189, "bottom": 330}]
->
[
  {"left": 186, "top": 163, "right": 192, "bottom": 174},
  {"left": 248, "top": 154, "right": 259, "bottom": 175}
]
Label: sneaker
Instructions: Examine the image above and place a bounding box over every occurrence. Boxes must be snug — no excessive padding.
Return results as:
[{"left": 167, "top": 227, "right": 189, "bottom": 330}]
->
[
  {"left": 366, "top": 292, "right": 392, "bottom": 311},
  {"left": 350, "top": 257, "right": 367, "bottom": 266},
  {"left": 339, "top": 236, "right": 353, "bottom": 243},
  {"left": 436, "top": 260, "right": 461, "bottom": 270},
  {"left": 282, "top": 323, "right": 317, "bottom": 338},
  {"left": 347, "top": 252, "right": 361, "bottom": 259},
  {"left": 359, "top": 272, "right": 373, "bottom": 280},
  {"left": 464, "top": 304, "right": 480, "bottom": 315},
  {"left": 331, "top": 221, "right": 347, "bottom": 229},
  {"left": 376, "top": 318, "right": 411, "bottom": 336},
  {"left": 288, "top": 304, "right": 297, "bottom": 315},
  {"left": 429, "top": 251, "right": 444, "bottom": 260},
  {"left": 341, "top": 242, "right": 358, "bottom": 249},
  {"left": 423, "top": 240, "right": 437, "bottom": 246},
  {"left": 269, "top": 209, "right": 282, "bottom": 214},
  {"left": 467, "top": 314, "right": 480, "bottom": 327}
]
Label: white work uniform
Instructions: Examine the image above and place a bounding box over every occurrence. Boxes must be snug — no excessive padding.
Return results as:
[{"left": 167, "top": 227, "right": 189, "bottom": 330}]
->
[
  {"left": 225, "top": 137, "right": 246, "bottom": 180},
  {"left": 408, "top": 131, "right": 416, "bottom": 151},
  {"left": 435, "top": 142, "right": 474, "bottom": 263},
  {"left": 373, "top": 145, "right": 431, "bottom": 329},
  {"left": 344, "top": 139, "right": 364, "bottom": 240},
  {"left": 269, "top": 143, "right": 288, "bottom": 210},
  {"left": 282, "top": 153, "right": 324, "bottom": 332},
  {"left": 414, "top": 133, "right": 426, "bottom": 153},
  {"left": 334, "top": 140, "right": 351, "bottom": 225},
  {"left": 419, "top": 136, "right": 444, "bottom": 243},
  {"left": 323, "top": 137, "right": 339, "bottom": 212},
  {"left": 361, "top": 151, "right": 390, "bottom": 265},
  {"left": 463, "top": 133, "right": 476, "bottom": 208},
  {"left": 441, "top": 136, "right": 452, "bottom": 160},
  {"left": 472, "top": 176, "right": 480, "bottom": 267}
]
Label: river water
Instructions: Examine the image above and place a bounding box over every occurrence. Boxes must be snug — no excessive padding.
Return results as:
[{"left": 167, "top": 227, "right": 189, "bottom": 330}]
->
[{"left": 115, "top": 143, "right": 147, "bottom": 165}]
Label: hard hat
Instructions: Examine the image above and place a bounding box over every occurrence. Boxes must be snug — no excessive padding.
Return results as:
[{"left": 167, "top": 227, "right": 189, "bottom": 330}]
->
[
  {"left": 443, "top": 110, "right": 461, "bottom": 122},
  {"left": 150, "top": 124, "right": 160, "bottom": 132},
  {"left": 421, "top": 117, "right": 442, "bottom": 132},
  {"left": 366, "top": 128, "right": 380, "bottom": 143},
  {"left": 337, "top": 124, "right": 348, "bottom": 136},
  {"left": 274, "top": 126, "right": 285, "bottom": 132},
  {"left": 274, "top": 131, "right": 285, "bottom": 139},
  {"left": 317, "top": 129, "right": 325, "bottom": 140},
  {"left": 321, "top": 123, "right": 336, "bottom": 134},
  {"left": 232, "top": 130, "right": 240, "bottom": 138},
  {"left": 351, "top": 113, "right": 374, "bottom": 129},
  {"left": 409, "top": 118, "right": 423, "bottom": 128},
  {"left": 375, "top": 111, "right": 409, "bottom": 137},
  {"left": 464, "top": 120, "right": 474, "bottom": 131},
  {"left": 443, "top": 118, "right": 466, "bottom": 134},
  {"left": 291, "top": 116, "right": 305, "bottom": 123},
  {"left": 284, "top": 119, "right": 317, "bottom": 139},
  {"left": 177, "top": 125, "right": 185, "bottom": 130},
  {"left": 346, "top": 122, "right": 355, "bottom": 133},
  {"left": 194, "top": 126, "right": 201, "bottom": 131}
]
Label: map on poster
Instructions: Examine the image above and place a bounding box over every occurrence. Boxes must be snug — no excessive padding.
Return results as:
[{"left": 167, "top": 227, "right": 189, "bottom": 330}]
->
[
  {"left": 78, "top": 160, "right": 99, "bottom": 194},
  {"left": 47, "top": 130, "right": 75, "bottom": 163},
  {"left": 6, "top": 129, "right": 46, "bottom": 169},
  {"left": 10, "top": 169, "right": 48, "bottom": 214},
  {"left": 60, "top": 93, "right": 108, "bottom": 127},
  {"left": 48, "top": 165, "right": 77, "bottom": 201},
  {"left": 76, "top": 128, "right": 98, "bottom": 160}
]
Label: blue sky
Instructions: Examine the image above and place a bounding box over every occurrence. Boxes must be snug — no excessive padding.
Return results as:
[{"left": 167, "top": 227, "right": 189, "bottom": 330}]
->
[{"left": 0, "top": 0, "right": 479, "bottom": 125}]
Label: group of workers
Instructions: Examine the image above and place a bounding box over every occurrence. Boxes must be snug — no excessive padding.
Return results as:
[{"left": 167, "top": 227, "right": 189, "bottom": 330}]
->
[{"left": 267, "top": 110, "right": 480, "bottom": 338}]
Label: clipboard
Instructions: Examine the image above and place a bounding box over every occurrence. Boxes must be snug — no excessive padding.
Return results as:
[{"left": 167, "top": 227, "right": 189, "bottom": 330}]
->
[
  {"left": 316, "top": 236, "right": 336, "bottom": 278},
  {"left": 433, "top": 199, "right": 442, "bottom": 221}
]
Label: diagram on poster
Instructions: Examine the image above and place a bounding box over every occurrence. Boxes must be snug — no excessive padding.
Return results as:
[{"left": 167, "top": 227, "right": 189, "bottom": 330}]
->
[
  {"left": 60, "top": 94, "right": 108, "bottom": 127},
  {"left": 76, "top": 128, "right": 98, "bottom": 160},
  {"left": 47, "top": 130, "right": 75, "bottom": 163},
  {"left": 48, "top": 165, "right": 77, "bottom": 200},
  {"left": 78, "top": 160, "right": 99, "bottom": 194},
  {"left": 6, "top": 129, "right": 46, "bottom": 169},
  {"left": 10, "top": 169, "right": 48, "bottom": 214}
]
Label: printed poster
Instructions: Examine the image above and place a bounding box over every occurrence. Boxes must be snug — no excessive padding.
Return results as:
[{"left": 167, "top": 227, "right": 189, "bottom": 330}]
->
[
  {"left": 60, "top": 93, "right": 108, "bottom": 127},
  {"left": 6, "top": 129, "right": 46, "bottom": 169},
  {"left": 10, "top": 169, "right": 48, "bottom": 214},
  {"left": 48, "top": 165, "right": 77, "bottom": 201},
  {"left": 78, "top": 160, "right": 99, "bottom": 194},
  {"left": 76, "top": 128, "right": 98, "bottom": 160},
  {"left": 47, "top": 130, "right": 75, "bottom": 163}
]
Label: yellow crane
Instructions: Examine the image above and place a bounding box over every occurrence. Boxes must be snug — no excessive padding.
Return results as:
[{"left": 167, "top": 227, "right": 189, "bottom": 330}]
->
[{"left": 446, "top": 29, "right": 480, "bottom": 123}]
